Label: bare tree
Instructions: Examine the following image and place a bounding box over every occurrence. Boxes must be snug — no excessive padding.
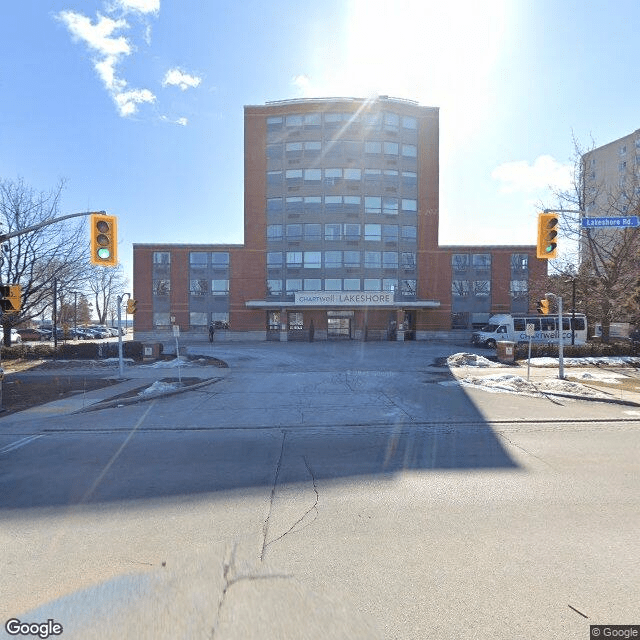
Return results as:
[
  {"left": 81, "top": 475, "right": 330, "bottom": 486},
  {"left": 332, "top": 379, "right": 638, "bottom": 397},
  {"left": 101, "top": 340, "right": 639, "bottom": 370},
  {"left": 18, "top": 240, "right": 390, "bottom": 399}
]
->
[
  {"left": 541, "top": 136, "right": 640, "bottom": 341},
  {"left": 0, "top": 178, "right": 88, "bottom": 345},
  {"left": 86, "top": 264, "right": 128, "bottom": 325}
]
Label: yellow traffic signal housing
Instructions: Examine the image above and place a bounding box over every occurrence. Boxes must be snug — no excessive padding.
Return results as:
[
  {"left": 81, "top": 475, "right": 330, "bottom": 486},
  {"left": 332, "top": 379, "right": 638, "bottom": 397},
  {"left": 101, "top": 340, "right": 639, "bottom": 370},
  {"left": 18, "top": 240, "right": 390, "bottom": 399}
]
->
[
  {"left": 537, "top": 213, "right": 558, "bottom": 259},
  {"left": 537, "top": 299, "right": 550, "bottom": 315},
  {"left": 90, "top": 213, "right": 118, "bottom": 266},
  {"left": 0, "top": 284, "right": 21, "bottom": 313},
  {"left": 126, "top": 298, "right": 137, "bottom": 315}
]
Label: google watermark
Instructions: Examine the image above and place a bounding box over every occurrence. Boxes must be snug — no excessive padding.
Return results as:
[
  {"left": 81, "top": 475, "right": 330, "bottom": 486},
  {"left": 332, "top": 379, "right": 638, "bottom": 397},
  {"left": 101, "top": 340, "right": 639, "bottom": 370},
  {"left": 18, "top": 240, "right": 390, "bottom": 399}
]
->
[
  {"left": 591, "top": 626, "right": 640, "bottom": 638},
  {"left": 5, "top": 619, "right": 63, "bottom": 639}
]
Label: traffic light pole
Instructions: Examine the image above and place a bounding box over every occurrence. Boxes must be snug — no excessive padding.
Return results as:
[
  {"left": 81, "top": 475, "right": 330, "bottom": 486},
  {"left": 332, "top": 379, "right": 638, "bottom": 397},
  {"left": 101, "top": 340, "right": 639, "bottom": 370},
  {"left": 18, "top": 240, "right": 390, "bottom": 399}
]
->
[
  {"left": 546, "top": 292, "right": 565, "bottom": 380},
  {"left": 117, "top": 293, "right": 131, "bottom": 379},
  {"left": 0, "top": 210, "right": 105, "bottom": 243}
]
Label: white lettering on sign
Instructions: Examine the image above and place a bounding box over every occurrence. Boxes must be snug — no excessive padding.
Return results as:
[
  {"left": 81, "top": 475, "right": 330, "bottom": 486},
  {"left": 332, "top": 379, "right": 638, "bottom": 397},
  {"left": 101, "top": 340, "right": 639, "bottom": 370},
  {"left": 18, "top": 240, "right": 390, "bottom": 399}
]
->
[{"left": 294, "top": 291, "right": 395, "bottom": 306}]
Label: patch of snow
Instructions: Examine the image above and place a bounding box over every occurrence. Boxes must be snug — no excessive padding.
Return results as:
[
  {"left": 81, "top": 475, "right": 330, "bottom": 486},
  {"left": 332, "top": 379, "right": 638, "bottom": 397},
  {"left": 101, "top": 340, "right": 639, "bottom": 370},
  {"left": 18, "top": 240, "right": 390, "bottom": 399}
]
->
[
  {"left": 141, "top": 357, "right": 189, "bottom": 369},
  {"left": 137, "top": 381, "right": 181, "bottom": 397},
  {"left": 447, "top": 353, "right": 504, "bottom": 368}
]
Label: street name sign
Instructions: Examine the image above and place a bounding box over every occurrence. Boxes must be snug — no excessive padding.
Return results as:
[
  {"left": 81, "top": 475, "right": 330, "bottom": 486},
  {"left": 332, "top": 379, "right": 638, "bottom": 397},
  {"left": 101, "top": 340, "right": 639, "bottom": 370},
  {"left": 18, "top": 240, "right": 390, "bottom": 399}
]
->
[{"left": 581, "top": 216, "right": 639, "bottom": 228}]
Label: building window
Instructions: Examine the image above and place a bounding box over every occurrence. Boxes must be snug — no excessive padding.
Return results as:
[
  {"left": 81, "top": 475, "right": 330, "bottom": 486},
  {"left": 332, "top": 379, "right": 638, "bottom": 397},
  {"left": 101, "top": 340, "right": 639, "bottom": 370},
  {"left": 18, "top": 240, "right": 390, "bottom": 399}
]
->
[
  {"left": 402, "top": 116, "right": 417, "bottom": 130},
  {"left": 452, "top": 254, "right": 469, "bottom": 270},
  {"left": 383, "top": 278, "right": 397, "bottom": 292},
  {"left": 303, "top": 252, "right": 322, "bottom": 268},
  {"left": 289, "top": 312, "right": 304, "bottom": 330},
  {"left": 268, "top": 311, "right": 280, "bottom": 330},
  {"left": 189, "top": 252, "right": 208, "bottom": 266},
  {"left": 286, "top": 224, "right": 303, "bottom": 241},
  {"left": 401, "top": 252, "right": 416, "bottom": 269},
  {"left": 267, "top": 225, "right": 283, "bottom": 241},
  {"left": 365, "top": 196, "right": 382, "bottom": 214},
  {"left": 304, "top": 169, "right": 322, "bottom": 184},
  {"left": 402, "top": 144, "right": 417, "bottom": 158},
  {"left": 383, "top": 251, "right": 398, "bottom": 269},
  {"left": 344, "top": 223, "right": 360, "bottom": 240},
  {"left": 472, "top": 254, "right": 491, "bottom": 269},
  {"left": 510, "top": 280, "right": 528, "bottom": 298},
  {"left": 473, "top": 281, "right": 490, "bottom": 297},
  {"left": 402, "top": 171, "right": 417, "bottom": 189},
  {"left": 267, "top": 198, "right": 283, "bottom": 212},
  {"left": 344, "top": 251, "right": 360, "bottom": 268},
  {"left": 286, "top": 252, "right": 303, "bottom": 268},
  {"left": 285, "top": 197, "right": 303, "bottom": 213},
  {"left": 325, "top": 279, "right": 342, "bottom": 291},
  {"left": 211, "top": 312, "right": 229, "bottom": 329},
  {"left": 266, "top": 116, "right": 283, "bottom": 131},
  {"left": 211, "top": 252, "right": 229, "bottom": 267},
  {"left": 304, "top": 278, "right": 321, "bottom": 290},
  {"left": 304, "top": 114, "right": 321, "bottom": 128},
  {"left": 153, "top": 312, "right": 170, "bottom": 327},
  {"left": 286, "top": 142, "right": 303, "bottom": 156},
  {"left": 304, "top": 196, "right": 322, "bottom": 213},
  {"left": 365, "top": 251, "right": 381, "bottom": 268},
  {"left": 285, "top": 169, "right": 303, "bottom": 183},
  {"left": 401, "top": 198, "right": 417, "bottom": 212},
  {"left": 267, "top": 252, "right": 283, "bottom": 267},
  {"left": 304, "top": 224, "right": 322, "bottom": 241},
  {"left": 267, "top": 279, "right": 282, "bottom": 295},
  {"left": 325, "top": 224, "right": 342, "bottom": 241},
  {"left": 286, "top": 279, "right": 302, "bottom": 294},
  {"left": 153, "top": 279, "right": 170, "bottom": 296},
  {"left": 325, "top": 251, "right": 342, "bottom": 268},
  {"left": 401, "top": 225, "right": 416, "bottom": 240},
  {"left": 190, "top": 279, "right": 208, "bottom": 296},
  {"left": 153, "top": 252, "right": 170, "bottom": 264},
  {"left": 325, "top": 195, "right": 342, "bottom": 212},
  {"left": 212, "top": 279, "right": 229, "bottom": 295},
  {"left": 364, "top": 278, "right": 380, "bottom": 290},
  {"left": 325, "top": 168, "right": 342, "bottom": 186},
  {"left": 344, "top": 196, "right": 361, "bottom": 214},
  {"left": 452, "top": 280, "right": 470, "bottom": 297},
  {"left": 384, "top": 141, "right": 399, "bottom": 156},
  {"left": 343, "top": 278, "right": 360, "bottom": 290},
  {"left": 400, "top": 280, "right": 416, "bottom": 296},
  {"left": 267, "top": 171, "right": 282, "bottom": 186},
  {"left": 511, "top": 254, "right": 529, "bottom": 271},
  {"left": 285, "top": 114, "right": 303, "bottom": 127},
  {"left": 190, "top": 312, "right": 208, "bottom": 326},
  {"left": 383, "top": 225, "right": 399, "bottom": 242},
  {"left": 365, "top": 224, "right": 381, "bottom": 241},
  {"left": 383, "top": 112, "right": 400, "bottom": 133},
  {"left": 383, "top": 197, "right": 398, "bottom": 215},
  {"left": 344, "top": 168, "right": 361, "bottom": 181},
  {"left": 266, "top": 144, "right": 283, "bottom": 160}
]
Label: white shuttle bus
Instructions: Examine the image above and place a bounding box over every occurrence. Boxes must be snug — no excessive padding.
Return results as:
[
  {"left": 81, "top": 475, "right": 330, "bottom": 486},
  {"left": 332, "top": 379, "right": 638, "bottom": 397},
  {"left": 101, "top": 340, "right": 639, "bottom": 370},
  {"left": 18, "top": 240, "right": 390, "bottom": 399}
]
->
[{"left": 471, "top": 313, "right": 588, "bottom": 348}]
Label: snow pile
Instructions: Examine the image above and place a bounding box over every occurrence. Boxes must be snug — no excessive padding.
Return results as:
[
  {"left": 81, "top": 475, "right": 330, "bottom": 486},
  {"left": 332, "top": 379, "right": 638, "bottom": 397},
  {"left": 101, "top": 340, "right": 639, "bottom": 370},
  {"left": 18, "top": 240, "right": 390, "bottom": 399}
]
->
[
  {"left": 141, "top": 357, "right": 189, "bottom": 369},
  {"left": 137, "top": 380, "right": 182, "bottom": 397},
  {"left": 529, "top": 356, "right": 640, "bottom": 367},
  {"left": 455, "top": 373, "right": 615, "bottom": 400},
  {"left": 572, "top": 371, "right": 626, "bottom": 384},
  {"left": 447, "top": 353, "right": 503, "bottom": 368}
]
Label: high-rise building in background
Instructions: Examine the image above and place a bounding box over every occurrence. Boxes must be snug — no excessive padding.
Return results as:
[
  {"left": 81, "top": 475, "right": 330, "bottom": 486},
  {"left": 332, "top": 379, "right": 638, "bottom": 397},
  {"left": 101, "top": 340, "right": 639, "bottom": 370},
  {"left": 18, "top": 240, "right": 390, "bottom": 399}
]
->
[{"left": 133, "top": 97, "right": 545, "bottom": 342}]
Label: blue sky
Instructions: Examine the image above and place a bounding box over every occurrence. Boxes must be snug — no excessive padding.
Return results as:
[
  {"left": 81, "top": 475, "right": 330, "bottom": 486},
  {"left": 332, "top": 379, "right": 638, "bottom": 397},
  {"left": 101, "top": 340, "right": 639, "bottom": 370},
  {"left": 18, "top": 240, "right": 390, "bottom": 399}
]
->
[{"left": 1, "top": 0, "right": 639, "bottom": 286}]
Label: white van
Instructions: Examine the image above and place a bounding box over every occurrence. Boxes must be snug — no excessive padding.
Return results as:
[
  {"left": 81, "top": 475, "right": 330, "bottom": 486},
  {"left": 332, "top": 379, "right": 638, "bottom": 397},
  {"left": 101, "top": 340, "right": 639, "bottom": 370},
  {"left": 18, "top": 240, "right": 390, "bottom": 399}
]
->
[{"left": 471, "top": 313, "right": 588, "bottom": 348}]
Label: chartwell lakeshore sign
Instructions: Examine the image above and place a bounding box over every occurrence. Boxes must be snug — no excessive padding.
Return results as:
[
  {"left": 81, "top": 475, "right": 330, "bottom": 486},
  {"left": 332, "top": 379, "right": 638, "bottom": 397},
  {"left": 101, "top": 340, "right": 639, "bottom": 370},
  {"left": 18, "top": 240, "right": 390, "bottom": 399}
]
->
[{"left": 295, "top": 291, "right": 395, "bottom": 306}]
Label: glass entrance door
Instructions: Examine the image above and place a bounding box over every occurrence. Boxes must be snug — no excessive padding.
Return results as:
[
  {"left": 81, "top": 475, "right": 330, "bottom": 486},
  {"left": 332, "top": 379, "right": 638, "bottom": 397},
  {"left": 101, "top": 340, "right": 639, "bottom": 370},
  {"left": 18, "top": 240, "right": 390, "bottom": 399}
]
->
[{"left": 327, "top": 316, "right": 351, "bottom": 339}]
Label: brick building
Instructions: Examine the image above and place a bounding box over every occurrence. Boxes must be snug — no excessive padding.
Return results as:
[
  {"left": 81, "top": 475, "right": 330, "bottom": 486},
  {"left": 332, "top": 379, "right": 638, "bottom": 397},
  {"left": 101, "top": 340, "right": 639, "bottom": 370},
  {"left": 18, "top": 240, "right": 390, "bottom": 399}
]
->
[{"left": 133, "top": 97, "right": 546, "bottom": 342}]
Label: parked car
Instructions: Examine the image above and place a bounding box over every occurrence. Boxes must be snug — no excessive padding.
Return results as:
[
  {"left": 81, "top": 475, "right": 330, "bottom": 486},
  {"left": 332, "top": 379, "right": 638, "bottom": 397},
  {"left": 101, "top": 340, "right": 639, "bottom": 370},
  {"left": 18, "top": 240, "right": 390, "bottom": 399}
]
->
[
  {"left": 10, "top": 329, "right": 22, "bottom": 344},
  {"left": 17, "top": 328, "right": 48, "bottom": 341}
]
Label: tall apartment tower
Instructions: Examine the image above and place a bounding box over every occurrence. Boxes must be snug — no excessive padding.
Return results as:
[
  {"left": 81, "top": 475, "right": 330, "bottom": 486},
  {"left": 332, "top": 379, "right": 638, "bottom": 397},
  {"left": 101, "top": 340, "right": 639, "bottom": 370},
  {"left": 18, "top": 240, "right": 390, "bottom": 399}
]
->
[
  {"left": 243, "top": 96, "right": 442, "bottom": 339},
  {"left": 582, "top": 128, "right": 640, "bottom": 259}
]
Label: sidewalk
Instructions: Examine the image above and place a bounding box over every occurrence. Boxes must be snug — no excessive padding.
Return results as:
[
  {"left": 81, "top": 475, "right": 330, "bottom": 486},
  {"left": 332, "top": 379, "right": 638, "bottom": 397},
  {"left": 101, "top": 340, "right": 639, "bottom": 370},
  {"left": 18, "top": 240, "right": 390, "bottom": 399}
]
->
[
  {"left": 0, "top": 359, "right": 229, "bottom": 424},
  {"left": 448, "top": 357, "right": 640, "bottom": 406}
]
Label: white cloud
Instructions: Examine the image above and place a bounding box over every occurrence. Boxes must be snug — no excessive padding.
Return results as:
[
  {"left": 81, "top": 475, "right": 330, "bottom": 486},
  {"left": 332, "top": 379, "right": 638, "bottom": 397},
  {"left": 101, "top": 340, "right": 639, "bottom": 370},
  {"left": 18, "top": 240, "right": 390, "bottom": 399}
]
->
[
  {"left": 162, "top": 68, "right": 202, "bottom": 91},
  {"left": 57, "top": 8, "right": 157, "bottom": 117},
  {"left": 110, "top": 0, "right": 160, "bottom": 14},
  {"left": 161, "top": 115, "right": 188, "bottom": 126},
  {"left": 58, "top": 11, "right": 131, "bottom": 57},
  {"left": 491, "top": 155, "right": 574, "bottom": 194},
  {"left": 114, "top": 88, "right": 156, "bottom": 116}
]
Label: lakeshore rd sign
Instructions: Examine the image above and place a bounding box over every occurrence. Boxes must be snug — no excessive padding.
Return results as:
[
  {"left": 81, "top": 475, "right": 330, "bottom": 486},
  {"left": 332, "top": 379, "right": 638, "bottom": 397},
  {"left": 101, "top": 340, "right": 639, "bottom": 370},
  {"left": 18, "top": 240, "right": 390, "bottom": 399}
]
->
[
  {"left": 295, "top": 291, "right": 395, "bottom": 306},
  {"left": 581, "top": 216, "right": 639, "bottom": 228}
]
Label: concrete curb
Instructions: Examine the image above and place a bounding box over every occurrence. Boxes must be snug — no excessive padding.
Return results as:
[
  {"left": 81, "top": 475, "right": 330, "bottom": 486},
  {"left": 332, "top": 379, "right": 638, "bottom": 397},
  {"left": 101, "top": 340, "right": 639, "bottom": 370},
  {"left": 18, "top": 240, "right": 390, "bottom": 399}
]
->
[{"left": 76, "top": 376, "right": 224, "bottom": 413}]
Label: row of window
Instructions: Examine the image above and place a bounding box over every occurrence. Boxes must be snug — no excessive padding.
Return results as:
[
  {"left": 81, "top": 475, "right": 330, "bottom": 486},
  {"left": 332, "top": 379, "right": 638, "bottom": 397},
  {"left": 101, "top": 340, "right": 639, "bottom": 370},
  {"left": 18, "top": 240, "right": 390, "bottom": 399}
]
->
[
  {"left": 266, "top": 112, "right": 418, "bottom": 132},
  {"left": 153, "top": 279, "right": 230, "bottom": 296},
  {"left": 267, "top": 223, "right": 417, "bottom": 242},
  {"left": 267, "top": 196, "right": 418, "bottom": 215},
  {"left": 152, "top": 252, "right": 231, "bottom": 267},
  {"left": 452, "top": 253, "right": 531, "bottom": 271},
  {"left": 268, "top": 168, "right": 417, "bottom": 187},
  {"left": 267, "top": 141, "right": 418, "bottom": 159},
  {"left": 267, "top": 278, "right": 416, "bottom": 296},
  {"left": 452, "top": 280, "right": 528, "bottom": 297},
  {"left": 267, "top": 251, "right": 416, "bottom": 270},
  {"left": 154, "top": 312, "right": 229, "bottom": 328}
]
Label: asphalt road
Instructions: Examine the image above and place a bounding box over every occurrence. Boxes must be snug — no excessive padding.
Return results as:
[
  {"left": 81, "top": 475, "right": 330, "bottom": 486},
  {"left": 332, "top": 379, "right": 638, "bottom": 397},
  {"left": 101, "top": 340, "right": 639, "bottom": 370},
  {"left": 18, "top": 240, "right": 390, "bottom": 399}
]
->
[{"left": 0, "top": 341, "right": 638, "bottom": 639}]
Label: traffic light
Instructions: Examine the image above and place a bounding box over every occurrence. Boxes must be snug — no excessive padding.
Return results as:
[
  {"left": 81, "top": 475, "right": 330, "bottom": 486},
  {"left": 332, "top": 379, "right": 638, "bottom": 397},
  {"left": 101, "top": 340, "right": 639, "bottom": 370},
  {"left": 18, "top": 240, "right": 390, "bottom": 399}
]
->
[
  {"left": 126, "top": 298, "right": 137, "bottom": 315},
  {"left": 537, "top": 298, "right": 550, "bottom": 315},
  {"left": 536, "top": 212, "right": 558, "bottom": 259},
  {"left": 90, "top": 213, "right": 118, "bottom": 266},
  {"left": 0, "top": 284, "right": 21, "bottom": 313}
]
